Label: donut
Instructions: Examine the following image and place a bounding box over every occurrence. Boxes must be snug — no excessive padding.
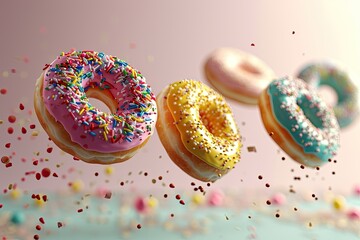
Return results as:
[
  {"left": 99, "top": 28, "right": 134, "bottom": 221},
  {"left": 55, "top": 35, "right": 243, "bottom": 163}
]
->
[
  {"left": 204, "top": 48, "right": 275, "bottom": 105},
  {"left": 156, "top": 79, "right": 242, "bottom": 182},
  {"left": 297, "top": 62, "right": 359, "bottom": 128},
  {"left": 34, "top": 50, "right": 157, "bottom": 164},
  {"left": 258, "top": 77, "right": 340, "bottom": 167}
]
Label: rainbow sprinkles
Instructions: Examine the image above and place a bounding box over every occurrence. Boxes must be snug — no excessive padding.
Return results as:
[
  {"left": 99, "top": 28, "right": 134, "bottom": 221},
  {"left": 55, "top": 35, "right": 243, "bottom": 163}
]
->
[{"left": 42, "top": 50, "right": 157, "bottom": 153}]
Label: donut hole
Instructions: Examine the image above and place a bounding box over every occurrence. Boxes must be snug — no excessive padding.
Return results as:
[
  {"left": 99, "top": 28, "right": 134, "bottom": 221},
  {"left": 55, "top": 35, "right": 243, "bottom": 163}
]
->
[
  {"left": 317, "top": 85, "right": 338, "bottom": 107},
  {"left": 85, "top": 88, "right": 117, "bottom": 114},
  {"left": 297, "top": 96, "right": 324, "bottom": 129},
  {"left": 239, "top": 62, "right": 261, "bottom": 75},
  {"left": 199, "top": 107, "right": 227, "bottom": 138},
  {"left": 88, "top": 98, "right": 112, "bottom": 113}
]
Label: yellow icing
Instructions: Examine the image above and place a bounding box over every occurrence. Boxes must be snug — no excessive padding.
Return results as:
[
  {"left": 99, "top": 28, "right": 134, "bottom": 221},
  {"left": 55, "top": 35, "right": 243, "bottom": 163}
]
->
[{"left": 166, "top": 80, "right": 241, "bottom": 170}]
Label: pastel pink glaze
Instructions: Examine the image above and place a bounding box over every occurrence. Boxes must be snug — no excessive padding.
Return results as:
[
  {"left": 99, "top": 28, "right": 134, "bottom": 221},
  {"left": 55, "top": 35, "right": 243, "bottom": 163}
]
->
[
  {"left": 42, "top": 51, "right": 157, "bottom": 153},
  {"left": 208, "top": 189, "right": 224, "bottom": 206},
  {"left": 205, "top": 48, "right": 275, "bottom": 98}
]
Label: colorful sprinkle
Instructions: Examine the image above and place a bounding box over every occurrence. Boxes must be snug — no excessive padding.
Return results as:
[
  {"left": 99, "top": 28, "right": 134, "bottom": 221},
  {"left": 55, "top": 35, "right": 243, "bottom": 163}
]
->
[{"left": 41, "top": 50, "right": 157, "bottom": 154}]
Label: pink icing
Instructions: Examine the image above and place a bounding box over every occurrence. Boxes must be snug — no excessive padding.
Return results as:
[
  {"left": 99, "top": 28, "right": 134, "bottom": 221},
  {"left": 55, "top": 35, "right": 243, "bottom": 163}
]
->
[{"left": 42, "top": 50, "right": 157, "bottom": 153}]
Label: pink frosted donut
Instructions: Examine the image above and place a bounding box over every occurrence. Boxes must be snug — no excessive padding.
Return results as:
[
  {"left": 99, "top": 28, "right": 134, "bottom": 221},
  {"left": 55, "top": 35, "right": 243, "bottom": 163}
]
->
[
  {"left": 34, "top": 50, "right": 157, "bottom": 164},
  {"left": 204, "top": 48, "right": 275, "bottom": 105}
]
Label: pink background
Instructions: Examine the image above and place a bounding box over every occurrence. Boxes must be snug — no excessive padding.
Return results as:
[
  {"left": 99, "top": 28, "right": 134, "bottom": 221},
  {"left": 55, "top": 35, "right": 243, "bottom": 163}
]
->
[{"left": 0, "top": 0, "right": 359, "bottom": 193}]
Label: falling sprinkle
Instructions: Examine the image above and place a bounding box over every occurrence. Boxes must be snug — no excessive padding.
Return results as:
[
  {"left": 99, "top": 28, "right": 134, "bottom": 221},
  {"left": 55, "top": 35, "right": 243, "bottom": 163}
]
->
[
  {"left": 7, "top": 127, "right": 14, "bottom": 134},
  {"left": 41, "top": 168, "right": 51, "bottom": 178},
  {"left": 8, "top": 115, "right": 16, "bottom": 123},
  {"left": 1, "top": 156, "right": 10, "bottom": 164},
  {"left": 104, "top": 191, "right": 112, "bottom": 199},
  {"left": 247, "top": 146, "right": 257, "bottom": 152},
  {"left": 35, "top": 173, "right": 41, "bottom": 180}
]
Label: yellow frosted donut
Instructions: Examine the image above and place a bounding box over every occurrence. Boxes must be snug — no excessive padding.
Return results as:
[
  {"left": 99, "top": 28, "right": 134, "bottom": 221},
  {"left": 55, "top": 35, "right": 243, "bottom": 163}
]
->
[{"left": 156, "top": 80, "right": 242, "bottom": 182}]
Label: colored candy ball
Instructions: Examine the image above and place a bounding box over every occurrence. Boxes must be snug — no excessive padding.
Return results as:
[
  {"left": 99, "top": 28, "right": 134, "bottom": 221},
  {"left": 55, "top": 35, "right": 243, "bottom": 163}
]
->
[
  {"left": 271, "top": 193, "right": 287, "bottom": 206},
  {"left": 10, "top": 189, "right": 22, "bottom": 200},
  {"left": 208, "top": 190, "right": 224, "bottom": 207},
  {"left": 191, "top": 193, "right": 205, "bottom": 205},
  {"left": 353, "top": 185, "right": 360, "bottom": 196},
  {"left": 332, "top": 196, "right": 346, "bottom": 211},
  {"left": 8, "top": 115, "right": 16, "bottom": 123},
  {"left": 71, "top": 180, "right": 84, "bottom": 193},
  {"left": 134, "top": 197, "right": 148, "bottom": 214},
  {"left": 347, "top": 208, "right": 360, "bottom": 220},
  {"left": 10, "top": 211, "right": 26, "bottom": 225},
  {"left": 104, "top": 166, "right": 114, "bottom": 175},
  {"left": 41, "top": 168, "right": 51, "bottom": 178},
  {"left": 147, "top": 197, "right": 158, "bottom": 209}
]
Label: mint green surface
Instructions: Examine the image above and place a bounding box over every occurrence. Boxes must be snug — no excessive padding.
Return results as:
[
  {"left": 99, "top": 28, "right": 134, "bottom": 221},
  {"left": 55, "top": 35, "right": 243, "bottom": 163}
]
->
[{"left": 1, "top": 193, "right": 360, "bottom": 240}]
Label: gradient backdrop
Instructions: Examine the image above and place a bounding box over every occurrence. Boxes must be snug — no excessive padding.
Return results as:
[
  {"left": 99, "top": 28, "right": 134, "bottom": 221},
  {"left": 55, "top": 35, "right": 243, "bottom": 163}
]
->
[{"left": 0, "top": 0, "right": 359, "bottom": 194}]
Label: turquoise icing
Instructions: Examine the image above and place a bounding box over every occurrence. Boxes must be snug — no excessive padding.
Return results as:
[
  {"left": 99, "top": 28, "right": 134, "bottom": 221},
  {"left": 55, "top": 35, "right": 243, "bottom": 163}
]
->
[
  {"left": 267, "top": 77, "right": 340, "bottom": 165},
  {"left": 298, "top": 63, "right": 359, "bottom": 128}
]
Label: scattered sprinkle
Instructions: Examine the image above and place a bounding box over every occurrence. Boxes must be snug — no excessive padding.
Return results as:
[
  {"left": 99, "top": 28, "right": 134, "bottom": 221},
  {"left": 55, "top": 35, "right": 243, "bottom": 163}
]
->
[{"left": 247, "top": 146, "right": 257, "bottom": 152}]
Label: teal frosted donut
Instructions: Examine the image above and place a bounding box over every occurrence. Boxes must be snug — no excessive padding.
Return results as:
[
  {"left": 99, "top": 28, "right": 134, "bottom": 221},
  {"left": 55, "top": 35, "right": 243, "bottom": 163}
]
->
[
  {"left": 259, "top": 77, "right": 340, "bottom": 167},
  {"left": 297, "top": 63, "right": 359, "bottom": 128}
]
